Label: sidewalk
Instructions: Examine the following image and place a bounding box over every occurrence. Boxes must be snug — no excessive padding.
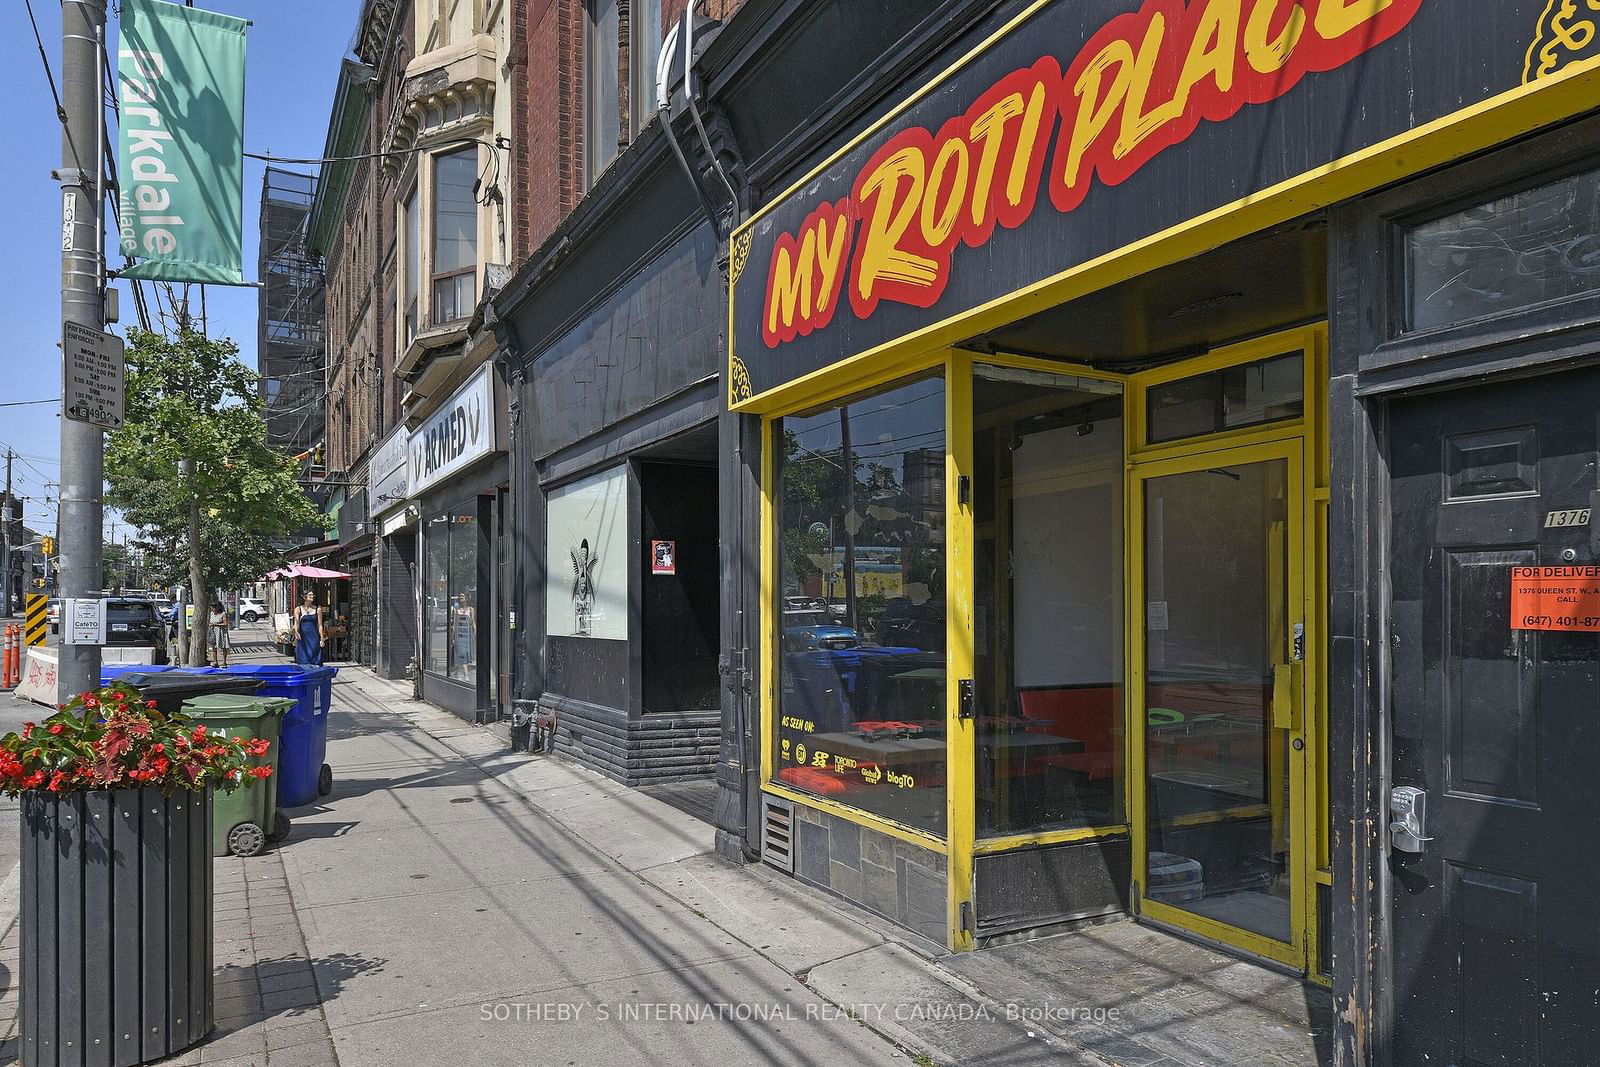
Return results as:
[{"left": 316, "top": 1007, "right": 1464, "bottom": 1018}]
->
[{"left": 0, "top": 660, "right": 1327, "bottom": 1065}]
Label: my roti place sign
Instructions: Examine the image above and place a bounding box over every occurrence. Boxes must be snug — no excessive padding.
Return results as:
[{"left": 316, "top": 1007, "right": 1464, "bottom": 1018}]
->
[{"left": 728, "top": 0, "right": 1584, "bottom": 404}]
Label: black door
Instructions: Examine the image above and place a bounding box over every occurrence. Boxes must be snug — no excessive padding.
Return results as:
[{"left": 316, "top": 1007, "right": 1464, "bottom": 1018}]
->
[{"left": 1389, "top": 365, "right": 1600, "bottom": 1064}]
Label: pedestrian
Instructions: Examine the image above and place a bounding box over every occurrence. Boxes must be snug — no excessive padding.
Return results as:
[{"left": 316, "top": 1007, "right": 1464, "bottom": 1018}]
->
[
  {"left": 207, "top": 600, "right": 232, "bottom": 668},
  {"left": 294, "top": 590, "right": 324, "bottom": 666}
]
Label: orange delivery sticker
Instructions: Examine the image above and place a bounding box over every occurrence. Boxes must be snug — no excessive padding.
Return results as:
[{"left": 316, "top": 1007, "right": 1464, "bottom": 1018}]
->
[{"left": 1509, "top": 566, "right": 1600, "bottom": 631}]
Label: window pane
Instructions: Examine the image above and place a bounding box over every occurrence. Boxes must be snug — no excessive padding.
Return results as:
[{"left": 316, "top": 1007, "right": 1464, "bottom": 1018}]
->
[
  {"left": 433, "top": 149, "right": 477, "bottom": 275},
  {"left": 432, "top": 272, "right": 476, "bottom": 326},
  {"left": 775, "top": 376, "right": 947, "bottom": 836},
  {"left": 404, "top": 189, "right": 419, "bottom": 342},
  {"left": 448, "top": 508, "right": 478, "bottom": 684},
  {"left": 631, "top": 0, "right": 661, "bottom": 134},
  {"left": 1407, "top": 166, "right": 1600, "bottom": 332},
  {"left": 424, "top": 514, "right": 450, "bottom": 676},
  {"left": 973, "top": 366, "right": 1125, "bottom": 836},
  {"left": 585, "top": 0, "right": 621, "bottom": 181},
  {"left": 1147, "top": 353, "right": 1302, "bottom": 443}
]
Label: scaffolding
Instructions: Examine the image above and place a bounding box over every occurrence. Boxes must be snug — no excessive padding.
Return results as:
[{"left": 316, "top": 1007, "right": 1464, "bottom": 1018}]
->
[{"left": 258, "top": 168, "right": 327, "bottom": 454}]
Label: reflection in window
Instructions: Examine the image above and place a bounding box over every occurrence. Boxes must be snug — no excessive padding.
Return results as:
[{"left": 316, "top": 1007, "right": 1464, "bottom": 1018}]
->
[
  {"left": 974, "top": 366, "right": 1125, "bottom": 836},
  {"left": 1406, "top": 165, "right": 1600, "bottom": 332},
  {"left": 423, "top": 507, "right": 478, "bottom": 683},
  {"left": 424, "top": 514, "right": 450, "bottom": 676},
  {"left": 1143, "top": 460, "right": 1291, "bottom": 944},
  {"left": 1146, "top": 353, "right": 1302, "bottom": 444},
  {"left": 448, "top": 510, "right": 478, "bottom": 684},
  {"left": 775, "top": 376, "right": 947, "bottom": 835},
  {"left": 585, "top": 0, "right": 662, "bottom": 185},
  {"left": 432, "top": 149, "right": 478, "bottom": 325}
]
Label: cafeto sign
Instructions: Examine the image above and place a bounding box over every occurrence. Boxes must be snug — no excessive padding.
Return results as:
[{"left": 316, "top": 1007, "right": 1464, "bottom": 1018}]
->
[{"left": 727, "top": 0, "right": 1598, "bottom": 406}]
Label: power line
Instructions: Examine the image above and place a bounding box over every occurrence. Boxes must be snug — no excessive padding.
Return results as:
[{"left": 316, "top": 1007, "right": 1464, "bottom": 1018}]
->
[
  {"left": 0, "top": 399, "right": 61, "bottom": 408},
  {"left": 22, "top": 0, "right": 88, "bottom": 178}
]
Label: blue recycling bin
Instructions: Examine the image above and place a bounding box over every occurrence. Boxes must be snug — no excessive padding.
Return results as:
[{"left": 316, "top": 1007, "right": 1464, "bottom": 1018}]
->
[{"left": 210, "top": 665, "right": 338, "bottom": 807}]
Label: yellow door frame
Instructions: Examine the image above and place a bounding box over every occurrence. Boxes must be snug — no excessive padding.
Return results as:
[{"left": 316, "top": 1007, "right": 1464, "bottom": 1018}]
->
[
  {"left": 1127, "top": 435, "right": 1308, "bottom": 970},
  {"left": 1124, "top": 325, "right": 1326, "bottom": 974}
]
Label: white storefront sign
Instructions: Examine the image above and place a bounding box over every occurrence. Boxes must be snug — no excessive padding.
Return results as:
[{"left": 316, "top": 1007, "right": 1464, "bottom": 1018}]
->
[
  {"left": 409, "top": 364, "right": 498, "bottom": 495},
  {"left": 370, "top": 422, "right": 411, "bottom": 516}
]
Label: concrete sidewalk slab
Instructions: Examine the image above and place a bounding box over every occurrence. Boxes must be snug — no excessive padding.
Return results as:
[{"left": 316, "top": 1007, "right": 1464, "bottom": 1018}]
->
[
  {"left": 805, "top": 942, "right": 1093, "bottom": 1066},
  {"left": 328, "top": 954, "right": 907, "bottom": 1067}
]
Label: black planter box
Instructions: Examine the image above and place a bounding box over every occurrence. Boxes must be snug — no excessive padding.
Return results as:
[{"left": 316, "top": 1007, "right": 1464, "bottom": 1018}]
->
[{"left": 20, "top": 788, "right": 213, "bottom": 1067}]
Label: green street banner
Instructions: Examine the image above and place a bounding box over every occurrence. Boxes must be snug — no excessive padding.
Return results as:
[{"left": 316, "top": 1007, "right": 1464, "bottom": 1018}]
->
[{"left": 116, "top": 0, "right": 248, "bottom": 285}]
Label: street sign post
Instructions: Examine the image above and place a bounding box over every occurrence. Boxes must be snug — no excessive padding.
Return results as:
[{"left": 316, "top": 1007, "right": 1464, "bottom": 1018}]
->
[{"left": 62, "top": 319, "right": 124, "bottom": 430}]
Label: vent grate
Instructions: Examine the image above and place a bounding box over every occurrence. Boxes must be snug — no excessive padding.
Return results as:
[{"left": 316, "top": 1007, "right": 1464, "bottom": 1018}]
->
[{"left": 760, "top": 795, "right": 795, "bottom": 874}]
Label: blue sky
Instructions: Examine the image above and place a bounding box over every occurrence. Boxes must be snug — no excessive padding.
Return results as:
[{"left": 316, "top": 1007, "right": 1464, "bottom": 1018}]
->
[{"left": 0, "top": 0, "right": 359, "bottom": 537}]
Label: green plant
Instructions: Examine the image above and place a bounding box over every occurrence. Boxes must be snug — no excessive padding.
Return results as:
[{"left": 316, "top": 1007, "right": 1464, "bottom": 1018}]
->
[{"left": 0, "top": 684, "right": 272, "bottom": 797}]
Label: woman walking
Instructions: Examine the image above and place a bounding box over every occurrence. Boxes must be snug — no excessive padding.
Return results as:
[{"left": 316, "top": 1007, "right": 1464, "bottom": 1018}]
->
[
  {"left": 294, "top": 591, "right": 324, "bottom": 666},
  {"left": 207, "top": 601, "right": 232, "bottom": 668}
]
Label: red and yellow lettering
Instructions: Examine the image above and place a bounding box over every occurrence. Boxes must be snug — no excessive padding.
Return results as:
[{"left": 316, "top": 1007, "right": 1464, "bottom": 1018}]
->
[
  {"left": 1053, "top": 31, "right": 1137, "bottom": 214},
  {"left": 1053, "top": 0, "right": 1419, "bottom": 212},
  {"left": 1243, "top": 0, "right": 1308, "bottom": 78},
  {"left": 849, "top": 133, "right": 938, "bottom": 316},
  {"left": 962, "top": 58, "right": 1061, "bottom": 243},
  {"left": 754, "top": 0, "right": 1423, "bottom": 348},
  {"left": 761, "top": 197, "right": 854, "bottom": 348}
]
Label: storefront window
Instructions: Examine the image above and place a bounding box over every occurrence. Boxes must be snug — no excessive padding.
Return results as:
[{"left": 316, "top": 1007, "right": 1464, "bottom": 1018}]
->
[
  {"left": 973, "top": 366, "right": 1125, "bottom": 836},
  {"left": 423, "top": 506, "right": 478, "bottom": 683},
  {"left": 448, "top": 510, "right": 478, "bottom": 684},
  {"left": 1146, "top": 353, "right": 1302, "bottom": 444},
  {"left": 774, "top": 375, "right": 946, "bottom": 836},
  {"left": 424, "top": 514, "right": 450, "bottom": 676}
]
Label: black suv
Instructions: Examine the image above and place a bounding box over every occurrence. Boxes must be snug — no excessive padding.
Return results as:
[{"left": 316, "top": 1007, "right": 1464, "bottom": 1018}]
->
[{"left": 105, "top": 597, "right": 170, "bottom": 664}]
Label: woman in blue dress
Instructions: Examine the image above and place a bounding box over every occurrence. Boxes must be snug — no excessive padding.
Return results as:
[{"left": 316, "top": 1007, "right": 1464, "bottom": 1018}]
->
[{"left": 294, "top": 591, "right": 324, "bottom": 666}]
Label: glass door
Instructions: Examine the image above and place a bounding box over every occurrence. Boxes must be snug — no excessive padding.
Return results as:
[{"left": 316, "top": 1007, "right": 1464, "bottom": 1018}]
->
[{"left": 1133, "top": 439, "right": 1307, "bottom": 966}]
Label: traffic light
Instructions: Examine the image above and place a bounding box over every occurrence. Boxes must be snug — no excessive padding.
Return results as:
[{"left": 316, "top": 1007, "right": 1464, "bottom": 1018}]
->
[
  {"left": 41, "top": 535, "right": 54, "bottom": 556},
  {"left": 32, "top": 578, "right": 45, "bottom": 589}
]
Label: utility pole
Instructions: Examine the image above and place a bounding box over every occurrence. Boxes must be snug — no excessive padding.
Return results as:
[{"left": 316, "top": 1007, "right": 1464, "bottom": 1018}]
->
[
  {"left": 2, "top": 450, "right": 12, "bottom": 617},
  {"left": 57, "top": 0, "right": 108, "bottom": 695}
]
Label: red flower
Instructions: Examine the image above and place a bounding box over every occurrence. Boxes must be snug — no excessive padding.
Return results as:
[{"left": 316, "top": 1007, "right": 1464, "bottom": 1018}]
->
[
  {"left": 191, "top": 725, "right": 207, "bottom": 741},
  {"left": 146, "top": 700, "right": 158, "bottom": 709},
  {"left": 152, "top": 743, "right": 165, "bottom": 754},
  {"left": 250, "top": 765, "right": 273, "bottom": 779},
  {"left": 47, "top": 724, "right": 64, "bottom": 736},
  {"left": 47, "top": 771, "right": 68, "bottom": 792},
  {"left": 20, "top": 724, "right": 33, "bottom": 739}
]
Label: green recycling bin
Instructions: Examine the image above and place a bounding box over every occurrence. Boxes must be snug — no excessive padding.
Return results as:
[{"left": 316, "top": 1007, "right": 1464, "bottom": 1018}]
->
[{"left": 181, "top": 694, "right": 296, "bottom": 857}]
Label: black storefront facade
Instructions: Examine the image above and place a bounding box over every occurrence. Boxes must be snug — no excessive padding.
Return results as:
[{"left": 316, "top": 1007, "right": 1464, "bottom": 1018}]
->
[
  {"left": 494, "top": 115, "right": 729, "bottom": 787},
  {"left": 410, "top": 363, "right": 510, "bottom": 722},
  {"left": 690, "top": 1, "right": 1600, "bottom": 1064},
  {"left": 370, "top": 423, "right": 418, "bottom": 683}
]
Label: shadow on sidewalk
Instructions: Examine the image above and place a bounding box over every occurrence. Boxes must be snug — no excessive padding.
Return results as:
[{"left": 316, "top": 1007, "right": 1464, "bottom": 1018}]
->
[{"left": 212, "top": 951, "right": 388, "bottom": 1036}]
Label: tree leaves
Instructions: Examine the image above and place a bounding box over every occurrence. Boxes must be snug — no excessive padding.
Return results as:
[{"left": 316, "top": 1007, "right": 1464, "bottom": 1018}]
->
[{"left": 106, "top": 327, "right": 324, "bottom": 593}]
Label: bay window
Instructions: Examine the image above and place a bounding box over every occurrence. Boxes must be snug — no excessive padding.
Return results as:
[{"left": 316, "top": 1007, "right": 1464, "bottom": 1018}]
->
[{"left": 431, "top": 148, "right": 478, "bottom": 325}]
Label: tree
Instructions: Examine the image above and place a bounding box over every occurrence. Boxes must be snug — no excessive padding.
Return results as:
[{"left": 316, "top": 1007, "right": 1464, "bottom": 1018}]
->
[{"left": 106, "top": 328, "right": 322, "bottom": 665}]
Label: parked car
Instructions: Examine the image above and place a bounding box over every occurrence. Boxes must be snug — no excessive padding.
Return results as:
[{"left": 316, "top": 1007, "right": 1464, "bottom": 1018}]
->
[
  {"left": 104, "top": 597, "right": 170, "bottom": 664},
  {"left": 782, "top": 609, "right": 860, "bottom": 653},
  {"left": 237, "top": 597, "right": 267, "bottom": 623}
]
